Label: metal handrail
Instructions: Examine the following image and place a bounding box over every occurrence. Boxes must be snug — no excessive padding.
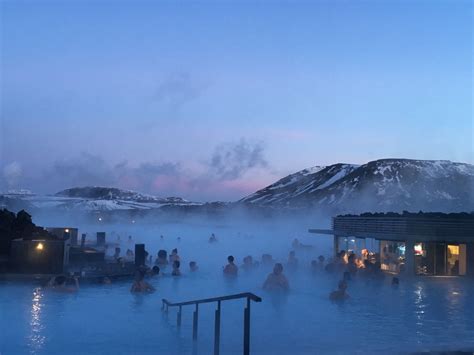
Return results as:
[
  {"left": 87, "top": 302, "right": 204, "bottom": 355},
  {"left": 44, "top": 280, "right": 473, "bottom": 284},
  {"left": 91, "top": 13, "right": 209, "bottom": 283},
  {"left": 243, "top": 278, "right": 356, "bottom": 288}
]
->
[
  {"left": 162, "top": 292, "right": 262, "bottom": 355},
  {"left": 162, "top": 292, "right": 262, "bottom": 307}
]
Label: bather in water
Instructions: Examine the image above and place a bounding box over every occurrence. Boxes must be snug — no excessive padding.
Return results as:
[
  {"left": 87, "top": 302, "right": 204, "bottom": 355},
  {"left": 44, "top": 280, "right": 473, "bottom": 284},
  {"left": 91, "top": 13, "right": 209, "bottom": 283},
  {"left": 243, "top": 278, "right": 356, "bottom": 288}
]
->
[
  {"left": 131, "top": 270, "right": 155, "bottom": 293},
  {"left": 263, "top": 263, "right": 289, "bottom": 291},
  {"left": 329, "top": 280, "right": 349, "bottom": 302},
  {"left": 223, "top": 255, "right": 238, "bottom": 277}
]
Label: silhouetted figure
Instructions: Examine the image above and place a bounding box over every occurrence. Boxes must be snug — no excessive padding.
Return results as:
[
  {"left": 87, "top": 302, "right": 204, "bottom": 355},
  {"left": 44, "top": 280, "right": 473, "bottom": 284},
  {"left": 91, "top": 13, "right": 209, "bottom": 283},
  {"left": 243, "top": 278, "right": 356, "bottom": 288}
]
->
[
  {"left": 189, "top": 261, "right": 199, "bottom": 272},
  {"left": 209, "top": 233, "right": 217, "bottom": 243},
  {"left": 329, "top": 280, "right": 349, "bottom": 301},
  {"left": 347, "top": 253, "right": 358, "bottom": 276},
  {"left": 263, "top": 263, "right": 289, "bottom": 291},
  {"left": 223, "top": 255, "right": 238, "bottom": 276},
  {"left": 113, "top": 247, "right": 121, "bottom": 259},
  {"left": 169, "top": 248, "right": 180, "bottom": 264},
  {"left": 131, "top": 270, "right": 155, "bottom": 293},
  {"left": 47, "top": 275, "right": 79, "bottom": 293},
  {"left": 156, "top": 250, "right": 168, "bottom": 266},
  {"left": 150, "top": 266, "right": 160, "bottom": 276},
  {"left": 172, "top": 260, "right": 181, "bottom": 276},
  {"left": 287, "top": 251, "right": 298, "bottom": 271},
  {"left": 242, "top": 255, "right": 257, "bottom": 271},
  {"left": 261, "top": 254, "right": 275, "bottom": 266}
]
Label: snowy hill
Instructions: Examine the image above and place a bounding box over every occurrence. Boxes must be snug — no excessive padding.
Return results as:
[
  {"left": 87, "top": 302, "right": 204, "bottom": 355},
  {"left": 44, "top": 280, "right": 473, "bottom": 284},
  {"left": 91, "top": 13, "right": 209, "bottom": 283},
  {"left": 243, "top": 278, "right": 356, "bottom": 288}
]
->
[
  {"left": 240, "top": 159, "right": 474, "bottom": 213},
  {"left": 0, "top": 186, "right": 200, "bottom": 212}
]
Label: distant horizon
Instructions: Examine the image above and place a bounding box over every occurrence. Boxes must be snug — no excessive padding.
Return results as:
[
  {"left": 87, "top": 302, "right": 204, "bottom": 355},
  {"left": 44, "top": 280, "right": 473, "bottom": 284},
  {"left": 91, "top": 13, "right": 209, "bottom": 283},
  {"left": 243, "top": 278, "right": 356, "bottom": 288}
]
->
[{"left": 2, "top": 156, "right": 472, "bottom": 202}]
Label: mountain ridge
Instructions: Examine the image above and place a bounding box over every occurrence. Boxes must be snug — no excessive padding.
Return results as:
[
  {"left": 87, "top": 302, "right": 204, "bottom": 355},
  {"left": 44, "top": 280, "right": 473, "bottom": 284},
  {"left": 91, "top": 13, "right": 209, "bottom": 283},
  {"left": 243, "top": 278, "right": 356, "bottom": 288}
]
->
[{"left": 240, "top": 158, "right": 474, "bottom": 213}]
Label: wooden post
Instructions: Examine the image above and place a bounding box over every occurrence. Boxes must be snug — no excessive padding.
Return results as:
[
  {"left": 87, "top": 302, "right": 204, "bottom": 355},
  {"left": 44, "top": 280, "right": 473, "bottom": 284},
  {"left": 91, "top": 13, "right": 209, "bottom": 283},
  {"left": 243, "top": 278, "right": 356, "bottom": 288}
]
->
[
  {"left": 243, "top": 297, "right": 251, "bottom": 355},
  {"left": 193, "top": 303, "right": 199, "bottom": 340},
  {"left": 405, "top": 239, "right": 415, "bottom": 276},
  {"left": 214, "top": 301, "right": 221, "bottom": 355},
  {"left": 334, "top": 235, "right": 340, "bottom": 257}
]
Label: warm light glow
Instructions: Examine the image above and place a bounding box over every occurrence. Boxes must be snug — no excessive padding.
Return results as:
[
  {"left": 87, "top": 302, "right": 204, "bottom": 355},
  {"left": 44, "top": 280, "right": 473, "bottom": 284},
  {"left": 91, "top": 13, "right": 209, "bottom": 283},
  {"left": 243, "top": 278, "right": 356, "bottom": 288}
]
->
[
  {"left": 414, "top": 243, "right": 423, "bottom": 255},
  {"left": 448, "top": 245, "right": 459, "bottom": 255},
  {"left": 65, "top": 228, "right": 69, "bottom": 233},
  {"left": 36, "top": 243, "right": 44, "bottom": 251}
]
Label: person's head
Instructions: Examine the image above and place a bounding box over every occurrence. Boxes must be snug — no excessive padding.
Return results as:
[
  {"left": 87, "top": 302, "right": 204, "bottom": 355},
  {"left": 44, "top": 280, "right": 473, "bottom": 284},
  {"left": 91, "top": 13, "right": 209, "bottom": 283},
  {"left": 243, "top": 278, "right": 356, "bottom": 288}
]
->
[
  {"left": 338, "top": 280, "right": 347, "bottom": 291},
  {"left": 129, "top": 235, "right": 132, "bottom": 240},
  {"left": 172, "top": 248, "right": 178, "bottom": 255},
  {"left": 318, "top": 255, "right": 325, "bottom": 263},
  {"left": 227, "top": 255, "right": 235, "bottom": 263},
  {"left": 273, "top": 263, "right": 284, "bottom": 275},
  {"left": 189, "top": 261, "right": 197, "bottom": 268},
  {"left": 348, "top": 254, "right": 355, "bottom": 262},
  {"left": 152, "top": 266, "right": 160, "bottom": 275},
  {"left": 55, "top": 275, "right": 67, "bottom": 286},
  {"left": 158, "top": 250, "right": 167, "bottom": 259},
  {"left": 173, "top": 260, "right": 180, "bottom": 269}
]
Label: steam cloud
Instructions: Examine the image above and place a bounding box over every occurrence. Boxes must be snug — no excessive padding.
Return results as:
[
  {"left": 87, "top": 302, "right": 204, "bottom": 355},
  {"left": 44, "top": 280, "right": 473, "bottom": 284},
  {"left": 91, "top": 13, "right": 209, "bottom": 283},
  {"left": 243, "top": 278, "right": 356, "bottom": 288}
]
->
[
  {"left": 209, "top": 139, "right": 268, "bottom": 180},
  {"left": 2, "top": 161, "right": 22, "bottom": 188}
]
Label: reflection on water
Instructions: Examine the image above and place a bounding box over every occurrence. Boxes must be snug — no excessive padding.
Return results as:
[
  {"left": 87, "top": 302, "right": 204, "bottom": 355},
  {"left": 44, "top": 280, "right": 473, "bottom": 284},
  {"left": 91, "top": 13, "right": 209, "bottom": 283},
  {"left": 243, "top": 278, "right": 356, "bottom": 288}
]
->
[{"left": 29, "top": 288, "right": 46, "bottom": 353}]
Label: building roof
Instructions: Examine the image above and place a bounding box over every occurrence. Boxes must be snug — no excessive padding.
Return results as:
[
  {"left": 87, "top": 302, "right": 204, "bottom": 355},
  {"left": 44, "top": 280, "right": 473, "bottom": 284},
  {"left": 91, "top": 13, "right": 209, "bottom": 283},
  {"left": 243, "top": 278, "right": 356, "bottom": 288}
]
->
[{"left": 309, "top": 212, "right": 474, "bottom": 242}]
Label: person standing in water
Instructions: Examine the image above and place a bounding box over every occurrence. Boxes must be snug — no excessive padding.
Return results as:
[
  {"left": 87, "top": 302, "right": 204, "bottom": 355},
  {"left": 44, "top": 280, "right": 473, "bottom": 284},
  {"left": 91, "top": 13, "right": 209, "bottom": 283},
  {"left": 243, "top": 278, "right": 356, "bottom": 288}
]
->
[
  {"left": 172, "top": 261, "right": 182, "bottom": 276},
  {"left": 263, "top": 263, "right": 289, "bottom": 291},
  {"left": 47, "top": 275, "right": 80, "bottom": 293},
  {"left": 287, "top": 251, "right": 298, "bottom": 271},
  {"left": 223, "top": 255, "right": 238, "bottom": 276},
  {"left": 131, "top": 270, "right": 155, "bottom": 293},
  {"left": 329, "top": 280, "right": 349, "bottom": 301},
  {"left": 169, "top": 248, "right": 180, "bottom": 264},
  {"left": 189, "top": 261, "right": 199, "bottom": 272}
]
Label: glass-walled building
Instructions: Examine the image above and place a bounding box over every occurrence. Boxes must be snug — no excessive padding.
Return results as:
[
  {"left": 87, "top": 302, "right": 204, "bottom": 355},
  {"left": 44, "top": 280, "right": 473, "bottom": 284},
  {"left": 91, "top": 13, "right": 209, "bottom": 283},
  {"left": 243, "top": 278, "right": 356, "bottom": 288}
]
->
[{"left": 309, "top": 212, "right": 474, "bottom": 277}]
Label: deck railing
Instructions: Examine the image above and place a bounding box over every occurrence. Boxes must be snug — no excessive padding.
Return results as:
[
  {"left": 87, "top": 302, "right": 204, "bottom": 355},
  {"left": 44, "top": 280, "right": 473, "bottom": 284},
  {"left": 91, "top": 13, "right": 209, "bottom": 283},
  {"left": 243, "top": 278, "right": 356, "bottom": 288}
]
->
[{"left": 162, "top": 292, "right": 262, "bottom": 355}]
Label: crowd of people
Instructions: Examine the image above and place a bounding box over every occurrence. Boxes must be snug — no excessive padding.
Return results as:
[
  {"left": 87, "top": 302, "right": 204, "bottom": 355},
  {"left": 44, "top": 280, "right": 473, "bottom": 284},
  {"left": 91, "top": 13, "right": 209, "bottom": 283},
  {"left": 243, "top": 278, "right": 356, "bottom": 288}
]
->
[{"left": 45, "top": 234, "right": 400, "bottom": 299}]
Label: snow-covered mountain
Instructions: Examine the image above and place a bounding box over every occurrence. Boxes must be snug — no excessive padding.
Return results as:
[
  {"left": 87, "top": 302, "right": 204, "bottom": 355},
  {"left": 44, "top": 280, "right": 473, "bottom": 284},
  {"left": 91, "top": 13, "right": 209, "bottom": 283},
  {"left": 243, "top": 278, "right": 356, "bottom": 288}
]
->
[
  {"left": 0, "top": 186, "right": 200, "bottom": 212},
  {"left": 240, "top": 159, "right": 474, "bottom": 213}
]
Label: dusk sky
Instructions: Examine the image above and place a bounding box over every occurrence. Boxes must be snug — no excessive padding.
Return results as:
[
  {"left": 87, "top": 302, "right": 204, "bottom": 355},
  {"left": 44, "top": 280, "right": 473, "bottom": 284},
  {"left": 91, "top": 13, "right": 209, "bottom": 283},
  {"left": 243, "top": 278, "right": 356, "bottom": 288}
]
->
[{"left": 0, "top": 0, "right": 472, "bottom": 201}]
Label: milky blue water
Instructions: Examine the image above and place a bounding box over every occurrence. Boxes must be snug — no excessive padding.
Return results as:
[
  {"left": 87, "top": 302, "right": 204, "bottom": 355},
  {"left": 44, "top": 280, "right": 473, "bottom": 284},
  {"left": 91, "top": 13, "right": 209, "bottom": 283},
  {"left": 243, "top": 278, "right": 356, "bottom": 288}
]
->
[{"left": 1, "top": 219, "right": 474, "bottom": 354}]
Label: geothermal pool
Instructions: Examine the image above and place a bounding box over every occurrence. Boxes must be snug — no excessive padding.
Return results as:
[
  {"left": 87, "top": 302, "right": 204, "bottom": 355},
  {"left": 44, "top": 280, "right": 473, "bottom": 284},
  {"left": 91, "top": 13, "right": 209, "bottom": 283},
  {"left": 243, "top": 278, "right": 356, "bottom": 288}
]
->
[{"left": 1, "top": 220, "right": 474, "bottom": 354}]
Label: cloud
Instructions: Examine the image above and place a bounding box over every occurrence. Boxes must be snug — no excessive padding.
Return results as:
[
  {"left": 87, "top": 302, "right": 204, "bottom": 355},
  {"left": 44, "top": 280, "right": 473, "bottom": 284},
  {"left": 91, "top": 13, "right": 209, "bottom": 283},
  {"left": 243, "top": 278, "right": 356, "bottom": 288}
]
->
[
  {"left": 209, "top": 139, "right": 268, "bottom": 180},
  {"left": 13, "top": 138, "right": 272, "bottom": 200}
]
